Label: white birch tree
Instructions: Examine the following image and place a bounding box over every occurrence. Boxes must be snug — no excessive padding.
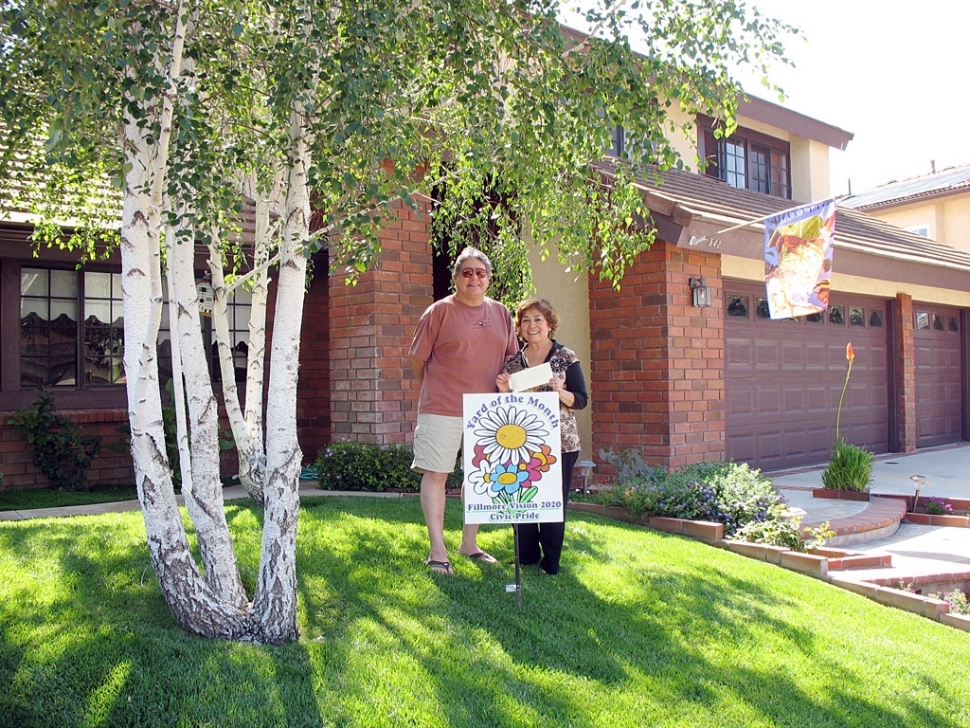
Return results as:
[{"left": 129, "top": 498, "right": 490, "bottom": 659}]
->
[{"left": 0, "top": 0, "right": 795, "bottom": 643}]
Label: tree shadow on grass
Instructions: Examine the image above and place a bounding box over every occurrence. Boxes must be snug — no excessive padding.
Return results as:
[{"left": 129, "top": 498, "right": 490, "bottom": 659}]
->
[
  {"left": 296, "top": 498, "right": 970, "bottom": 727},
  {"left": 2, "top": 499, "right": 969, "bottom": 727},
  {"left": 0, "top": 514, "right": 325, "bottom": 728}
]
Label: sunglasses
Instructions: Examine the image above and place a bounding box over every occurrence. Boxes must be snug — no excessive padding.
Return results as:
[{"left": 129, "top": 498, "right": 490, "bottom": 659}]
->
[{"left": 459, "top": 269, "right": 489, "bottom": 279}]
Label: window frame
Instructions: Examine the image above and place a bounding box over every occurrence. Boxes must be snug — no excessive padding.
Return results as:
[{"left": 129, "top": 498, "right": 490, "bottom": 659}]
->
[
  {"left": 4, "top": 257, "right": 252, "bottom": 409},
  {"left": 698, "top": 115, "right": 792, "bottom": 199}
]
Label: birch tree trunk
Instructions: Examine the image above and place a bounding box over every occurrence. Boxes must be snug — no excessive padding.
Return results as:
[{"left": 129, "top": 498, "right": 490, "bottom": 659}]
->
[
  {"left": 166, "top": 217, "right": 248, "bottom": 608},
  {"left": 208, "top": 210, "right": 270, "bottom": 506},
  {"left": 119, "top": 7, "right": 254, "bottom": 639},
  {"left": 249, "top": 108, "right": 310, "bottom": 643}
]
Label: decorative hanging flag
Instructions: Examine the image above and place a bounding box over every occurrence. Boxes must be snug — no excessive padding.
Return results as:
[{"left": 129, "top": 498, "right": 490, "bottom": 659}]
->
[{"left": 764, "top": 198, "right": 836, "bottom": 319}]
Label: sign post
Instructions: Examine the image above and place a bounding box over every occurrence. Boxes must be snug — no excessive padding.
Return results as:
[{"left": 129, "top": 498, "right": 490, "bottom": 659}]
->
[{"left": 463, "top": 391, "right": 562, "bottom": 605}]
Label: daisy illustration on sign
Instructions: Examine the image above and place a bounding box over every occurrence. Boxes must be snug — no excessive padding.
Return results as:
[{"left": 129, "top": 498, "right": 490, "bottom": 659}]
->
[{"left": 463, "top": 392, "right": 562, "bottom": 525}]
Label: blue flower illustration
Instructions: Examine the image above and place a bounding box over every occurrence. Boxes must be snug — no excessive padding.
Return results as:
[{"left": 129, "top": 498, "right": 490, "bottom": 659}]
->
[{"left": 490, "top": 462, "right": 529, "bottom": 496}]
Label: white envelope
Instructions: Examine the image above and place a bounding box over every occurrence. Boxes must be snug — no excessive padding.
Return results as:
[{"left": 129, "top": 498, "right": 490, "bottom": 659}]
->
[{"left": 508, "top": 362, "right": 554, "bottom": 392}]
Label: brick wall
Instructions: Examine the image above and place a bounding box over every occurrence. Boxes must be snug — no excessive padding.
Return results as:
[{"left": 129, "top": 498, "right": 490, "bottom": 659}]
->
[
  {"left": 588, "top": 241, "right": 725, "bottom": 471},
  {"left": 327, "top": 200, "right": 432, "bottom": 445},
  {"left": 0, "top": 409, "right": 133, "bottom": 490},
  {"left": 895, "top": 293, "right": 917, "bottom": 452},
  {"left": 297, "top": 256, "right": 331, "bottom": 459}
]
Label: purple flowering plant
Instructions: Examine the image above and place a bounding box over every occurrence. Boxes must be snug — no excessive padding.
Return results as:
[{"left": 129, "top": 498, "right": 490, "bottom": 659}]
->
[{"left": 923, "top": 497, "right": 954, "bottom": 516}]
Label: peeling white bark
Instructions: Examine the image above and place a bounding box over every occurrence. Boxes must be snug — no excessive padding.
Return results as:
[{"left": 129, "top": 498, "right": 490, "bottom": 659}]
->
[{"left": 120, "top": 4, "right": 264, "bottom": 640}]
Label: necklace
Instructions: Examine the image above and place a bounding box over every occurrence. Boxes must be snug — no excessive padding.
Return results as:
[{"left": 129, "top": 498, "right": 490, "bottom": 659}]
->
[{"left": 525, "top": 341, "right": 553, "bottom": 367}]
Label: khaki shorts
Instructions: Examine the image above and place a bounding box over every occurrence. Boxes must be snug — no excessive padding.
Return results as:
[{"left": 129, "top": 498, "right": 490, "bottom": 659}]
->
[{"left": 411, "top": 413, "right": 464, "bottom": 474}]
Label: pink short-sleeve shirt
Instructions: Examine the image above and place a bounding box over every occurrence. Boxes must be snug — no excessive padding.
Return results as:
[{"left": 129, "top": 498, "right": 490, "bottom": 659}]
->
[{"left": 409, "top": 295, "right": 519, "bottom": 417}]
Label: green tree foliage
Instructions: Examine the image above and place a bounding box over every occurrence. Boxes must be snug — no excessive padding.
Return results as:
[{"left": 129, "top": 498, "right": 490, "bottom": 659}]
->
[
  {"left": 0, "top": 0, "right": 796, "bottom": 641},
  {"left": 1, "top": 0, "right": 796, "bottom": 292}
]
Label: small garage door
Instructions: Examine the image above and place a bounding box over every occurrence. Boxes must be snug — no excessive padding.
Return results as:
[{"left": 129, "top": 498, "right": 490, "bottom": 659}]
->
[
  {"left": 725, "top": 281, "right": 890, "bottom": 471},
  {"left": 913, "top": 305, "right": 964, "bottom": 448}
]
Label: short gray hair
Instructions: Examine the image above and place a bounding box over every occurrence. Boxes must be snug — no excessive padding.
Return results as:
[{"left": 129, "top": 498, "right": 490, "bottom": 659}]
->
[{"left": 452, "top": 246, "right": 492, "bottom": 277}]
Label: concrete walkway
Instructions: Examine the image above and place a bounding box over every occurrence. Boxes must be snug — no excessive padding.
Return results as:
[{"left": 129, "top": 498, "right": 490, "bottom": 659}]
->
[
  {"left": 767, "top": 444, "right": 970, "bottom": 585},
  {"left": 0, "top": 480, "right": 345, "bottom": 522}
]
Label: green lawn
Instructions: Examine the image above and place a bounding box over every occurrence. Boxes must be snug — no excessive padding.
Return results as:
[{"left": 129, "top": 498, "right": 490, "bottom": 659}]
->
[{"left": 1, "top": 495, "right": 968, "bottom": 727}]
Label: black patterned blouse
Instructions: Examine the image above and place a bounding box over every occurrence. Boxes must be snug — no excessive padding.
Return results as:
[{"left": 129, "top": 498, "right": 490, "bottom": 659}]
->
[{"left": 502, "top": 341, "right": 588, "bottom": 453}]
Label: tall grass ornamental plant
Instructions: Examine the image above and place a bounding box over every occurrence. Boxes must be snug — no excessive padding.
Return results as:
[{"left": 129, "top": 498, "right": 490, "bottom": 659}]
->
[{"left": 821, "top": 343, "right": 875, "bottom": 492}]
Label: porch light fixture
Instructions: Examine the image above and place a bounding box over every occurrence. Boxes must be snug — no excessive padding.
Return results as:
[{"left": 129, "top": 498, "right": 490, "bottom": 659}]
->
[{"left": 689, "top": 276, "right": 712, "bottom": 308}]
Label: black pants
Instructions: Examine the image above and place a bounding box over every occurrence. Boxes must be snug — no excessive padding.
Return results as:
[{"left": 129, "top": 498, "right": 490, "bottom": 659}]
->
[{"left": 517, "top": 449, "right": 579, "bottom": 575}]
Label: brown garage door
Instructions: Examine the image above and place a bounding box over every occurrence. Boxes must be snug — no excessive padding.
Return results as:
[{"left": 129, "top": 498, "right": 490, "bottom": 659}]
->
[
  {"left": 725, "top": 281, "right": 890, "bottom": 471},
  {"left": 913, "top": 305, "right": 964, "bottom": 448}
]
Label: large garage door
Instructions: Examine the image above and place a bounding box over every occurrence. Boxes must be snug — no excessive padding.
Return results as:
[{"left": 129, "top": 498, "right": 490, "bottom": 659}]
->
[
  {"left": 914, "top": 305, "right": 964, "bottom": 448},
  {"left": 725, "top": 281, "right": 890, "bottom": 471}
]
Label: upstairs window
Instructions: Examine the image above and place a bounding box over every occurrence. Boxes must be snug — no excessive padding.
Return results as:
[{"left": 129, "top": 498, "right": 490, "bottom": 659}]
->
[
  {"left": 607, "top": 124, "right": 646, "bottom": 162},
  {"left": 699, "top": 116, "right": 791, "bottom": 199}
]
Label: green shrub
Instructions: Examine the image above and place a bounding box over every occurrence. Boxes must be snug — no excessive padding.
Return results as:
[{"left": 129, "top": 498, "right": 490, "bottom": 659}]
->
[
  {"left": 732, "top": 506, "right": 834, "bottom": 552},
  {"left": 8, "top": 388, "right": 102, "bottom": 492},
  {"left": 598, "top": 451, "right": 782, "bottom": 537},
  {"left": 313, "top": 440, "right": 463, "bottom": 492},
  {"left": 923, "top": 497, "right": 953, "bottom": 516},
  {"left": 821, "top": 439, "right": 874, "bottom": 492}
]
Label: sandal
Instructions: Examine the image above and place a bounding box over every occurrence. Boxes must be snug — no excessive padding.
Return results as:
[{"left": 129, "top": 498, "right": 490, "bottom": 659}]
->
[
  {"left": 425, "top": 559, "right": 453, "bottom": 575},
  {"left": 462, "top": 551, "right": 498, "bottom": 564}
]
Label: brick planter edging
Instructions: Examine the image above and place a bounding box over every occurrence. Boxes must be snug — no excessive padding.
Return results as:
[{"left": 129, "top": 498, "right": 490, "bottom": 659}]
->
[
  {"left": 812, "top": 488, "right": 870, "bottom": 501},
  {"left": 904, "top": 512, "right": 970, "bottom": 528},
  {"left": 829, "top": 574, "right": 970, "bottom": 629},
  {"left": 566, "top": 503, "right": 723, "bottom": 542}
]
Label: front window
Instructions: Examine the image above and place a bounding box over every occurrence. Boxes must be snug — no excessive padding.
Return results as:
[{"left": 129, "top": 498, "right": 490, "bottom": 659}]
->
[
  {"left": 83, "top": 271, "right": 126, "bottom": 384},
  {"left": 20, "top": 268, "right": 79, "bottom": 387},
  {"left": 19, "top": 266, "right": 251, "bottom": 389}
]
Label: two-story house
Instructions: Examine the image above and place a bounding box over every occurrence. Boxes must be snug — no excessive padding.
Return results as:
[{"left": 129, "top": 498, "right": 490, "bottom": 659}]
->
[{"left": 4, "top": 92, "right": 970, "bottom": 488}]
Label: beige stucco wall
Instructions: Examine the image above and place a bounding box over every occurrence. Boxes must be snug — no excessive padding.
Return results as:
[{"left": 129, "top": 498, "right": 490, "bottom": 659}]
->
[
  {"left": 529, "top": 246, "right": 594, "bottom": 463},
  {"left": 722, "top": 254, "right": 970, "bottom": 306},
  {"left": 665, "top": 106, "right": 701, "bottom": 171},
  {"left": 789, "top": 138, "right": 831, "bottom": 203},
  {"left": 871, "top": 192, "right": 970, "bottom": 253}
]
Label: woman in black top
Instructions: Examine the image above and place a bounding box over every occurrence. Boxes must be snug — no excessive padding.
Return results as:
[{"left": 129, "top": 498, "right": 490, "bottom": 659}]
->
[{"left": 496, "top": 298, "right": 588, "bottom": 575}]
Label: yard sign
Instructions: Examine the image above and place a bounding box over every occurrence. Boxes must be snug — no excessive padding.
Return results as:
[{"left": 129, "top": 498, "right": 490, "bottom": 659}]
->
[{"left": 462, "top": 392, "right": 562, "bottom": 525}]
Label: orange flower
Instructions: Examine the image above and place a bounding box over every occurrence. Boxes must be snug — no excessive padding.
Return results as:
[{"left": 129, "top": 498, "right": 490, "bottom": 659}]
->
[{"left": 836, "top": 342, "right": 855, "bottom": 443}]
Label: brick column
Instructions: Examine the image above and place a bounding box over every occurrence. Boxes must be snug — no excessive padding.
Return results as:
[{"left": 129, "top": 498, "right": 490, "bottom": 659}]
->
[
  {"left": 588, "top": 241, "right": 725, "bottom": 471},
  {"left": 328, "top": 200, "right": 432, "bottom": 444},
  {"left": 895, "top": 293, "right": 917, "bottom": 452}
]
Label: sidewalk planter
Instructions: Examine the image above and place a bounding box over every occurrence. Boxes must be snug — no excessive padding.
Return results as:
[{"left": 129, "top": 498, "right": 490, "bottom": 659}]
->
[{"left": 812, "top": 488, "right": 870, "bottom": 501}]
